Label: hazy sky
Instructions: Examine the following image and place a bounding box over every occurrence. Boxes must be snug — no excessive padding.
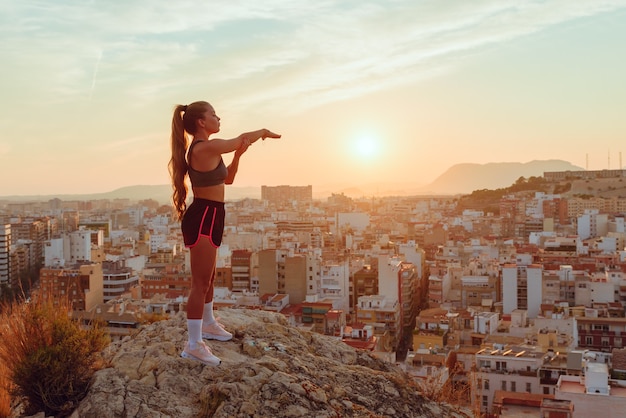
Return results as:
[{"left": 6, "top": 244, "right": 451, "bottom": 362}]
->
[{"left": 2, "top": 1, "right": 626, "bottom": 196}]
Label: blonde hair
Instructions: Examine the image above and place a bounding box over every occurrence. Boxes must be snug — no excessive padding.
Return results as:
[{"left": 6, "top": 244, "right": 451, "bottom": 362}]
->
[{"left": 168, "top": 101, "right": 210, "bottom": 219}]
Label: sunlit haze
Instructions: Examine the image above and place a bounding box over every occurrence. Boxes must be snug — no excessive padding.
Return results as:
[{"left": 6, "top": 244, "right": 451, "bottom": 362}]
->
[{"left": 1, "top": 1, "right": 626, "bottom": 196}]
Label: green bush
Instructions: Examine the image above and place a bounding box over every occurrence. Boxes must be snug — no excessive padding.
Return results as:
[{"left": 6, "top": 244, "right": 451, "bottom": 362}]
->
[{"left": 0, "top": 298, "right": 109, "bottom": 417}]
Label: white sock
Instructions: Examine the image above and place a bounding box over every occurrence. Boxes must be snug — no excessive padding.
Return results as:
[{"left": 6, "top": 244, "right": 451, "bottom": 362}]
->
[
  {"left": 203, "top": 301, "right": 216, "bottom": 324},
  {"left": 187, "top": 319, "right": 202, "bottom": 348}
]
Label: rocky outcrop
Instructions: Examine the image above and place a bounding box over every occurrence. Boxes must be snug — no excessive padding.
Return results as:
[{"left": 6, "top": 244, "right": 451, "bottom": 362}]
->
[{"left": 68, "top": 309, "right": 471, "bottom": 418}]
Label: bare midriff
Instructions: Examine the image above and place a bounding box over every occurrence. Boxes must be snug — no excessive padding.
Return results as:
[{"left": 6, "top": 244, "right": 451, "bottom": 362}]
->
[{"left": 192, "top": 183, "right": 225, "bottom": 203}]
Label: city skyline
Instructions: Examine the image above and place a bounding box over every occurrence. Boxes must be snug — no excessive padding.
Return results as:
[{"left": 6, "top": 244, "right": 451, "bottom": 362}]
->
[{"left": 1, "top": 1, "right": 626, "bottom": 196}]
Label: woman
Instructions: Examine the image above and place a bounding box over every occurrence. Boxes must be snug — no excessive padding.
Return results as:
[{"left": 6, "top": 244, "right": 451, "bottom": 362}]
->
[{"left": 169, "top": 100, "right": 280, "bottom": 365}]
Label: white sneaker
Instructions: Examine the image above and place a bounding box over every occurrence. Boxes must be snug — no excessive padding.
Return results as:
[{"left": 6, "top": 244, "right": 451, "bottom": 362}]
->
[
  {"left": 181, "top": 341, "right": 221, "bottom": 366},
  {"left": 202, "top": 320, "right": 233, "bottom": 341}
]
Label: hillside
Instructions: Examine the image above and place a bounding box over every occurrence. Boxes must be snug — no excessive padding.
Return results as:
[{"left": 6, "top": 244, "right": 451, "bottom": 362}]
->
[
  {"left": 564, "top": 177, "right": 626, "bottom": 198},
  {"left": 54, "top": 309, "right": 471, "bottom": 418},
  {"left": 421, "top": 159, "right": 584, "bottom": 195},
  {"left": 0, "top": 159, "right": 587, "bottom": 203}
]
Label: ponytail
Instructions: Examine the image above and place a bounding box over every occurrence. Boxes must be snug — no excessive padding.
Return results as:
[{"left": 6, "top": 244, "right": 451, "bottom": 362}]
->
[{"left": 169, "top": 104, "right": 189, "bottom": 220}]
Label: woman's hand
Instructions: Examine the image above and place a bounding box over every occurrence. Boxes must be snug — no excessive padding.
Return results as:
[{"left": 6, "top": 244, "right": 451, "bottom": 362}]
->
[
  {"left": 262, "top": 129, "right": 281, "bottom": 140},
  {"left": 235, "top": 138, "right": 251, "bottom": 157}
]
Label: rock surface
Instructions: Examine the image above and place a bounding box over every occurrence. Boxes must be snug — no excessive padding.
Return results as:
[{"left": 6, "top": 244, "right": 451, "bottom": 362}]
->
[{"left": 67, "top": 309, "right": 471, "bottom": 418}]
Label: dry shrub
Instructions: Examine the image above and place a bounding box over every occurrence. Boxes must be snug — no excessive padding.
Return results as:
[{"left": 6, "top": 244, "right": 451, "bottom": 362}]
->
[
  {"left": 0, "top": 362, "right": 11, "bottom": 418},
  {"left": 0, "top": 297, "right": 109, "bottom": 417},
  {"left": 417, "top": 363, "right": 476, "bottom": 416}
]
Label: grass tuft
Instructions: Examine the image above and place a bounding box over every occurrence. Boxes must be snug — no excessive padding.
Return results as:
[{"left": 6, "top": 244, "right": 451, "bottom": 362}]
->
[{"left": 0, "top": 296, "right": 109, "bottom": 417}]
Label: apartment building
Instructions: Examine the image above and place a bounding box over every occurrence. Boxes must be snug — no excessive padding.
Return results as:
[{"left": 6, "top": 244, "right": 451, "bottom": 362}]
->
[
  {"left": 213, "top": 266, "right": 233, "bottom": 290},
  {"left": 141, "top": 256, "right": 190, "bottom": 299},
  {"left": 257, "top": 248, "right": 316, "bottom": 305},
  {"left": 102, "top": 260, "right": 140, "bottom": 302},
  {"left": 284, "top": 252, "right": 308, "bottom": 304},
  {"left": 44, "top": 228, "right": 104, "bottom": 266},
  {"left": 301, "top": 299, "right": 334, "bottom": 334},
  {"left": 231, "top": 249, "right": 253, "bottom": 292},
  {"left": 77, "top": 219, "right": 111, "bottom": 238},
  {"left": 39, "top": 262, "right": 103, "bottom": 311},
  {"left": 10, "top": 243, "right": 30, "bottom": 289},
  {"left": 378, "top": 255, "right": 420, "bottom": 337},
  {"left": 474, "top": 343, "right": 554, "bottom": 414},
  {"left": 0, "top": 224, "right": 10, "bottom": 288},
  {"left": 460, "top": 275, "right": 499, "bottom": 308},
  {"left": 577, "top": 317, "right": 626, "bottom": 352},
  {"left": 502, "top": 263, "right": 542, "bottom": 318},
  {"left": 555, "top": 362, "right": 626, "bottom": 417},
  {"left": 356, "top": 294, "right": 401, "bottom": 352},
  {"left": 11, "top": 217, "right": 50, "bottom": 265},
  {"left": 413, "top": 308, "right": 450, "bottom": 352},
  {"left": 350, "top": 264, "right": 378, "bottom": 314},
  {"left": 319, "top": 261, "right": 350, "bottom": 311},
  {"left": 578, "top": 209, "right": 609, "bottom": 240},
  {"left": 428, "top": 275, "right": 444, "bottom": 308}
]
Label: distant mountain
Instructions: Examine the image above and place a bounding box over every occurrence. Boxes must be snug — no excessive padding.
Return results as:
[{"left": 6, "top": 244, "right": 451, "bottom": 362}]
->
[
  {"left": 0, "top": 160, "right": 588, "bottom": 204},
  {"left": 418, "top": 159, "right": 585, "bottom": 195},
  {"left": 0, "top": 185, "right": 262, "bottom": 206}
]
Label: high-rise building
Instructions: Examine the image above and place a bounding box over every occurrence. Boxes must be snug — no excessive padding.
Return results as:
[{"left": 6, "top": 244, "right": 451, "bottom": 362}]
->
[
  {"left": 0, "top": 224, "right": 10, "bottom": 289},
  {"left": 502, "top": 263, "right": 542, "bottom": 318},
  {"left": 11, "top": 218, "right": 49, "bottom": 266},
  {"left": 284, "top": 253, "right": 307, "bottom": 304},
  {"left": 378, "top": 255, "right": 420, "bottom": 345},
  {"left": 351, "top": 265, "right": 378, "bottom": 314},
  {"left": 257, "top": 249, "right": 279, "bottom": 296},
  {"left": 231, "top": 250, "right": 252, "bottom": 292},
  {"left": 319, "top": 261, "right": 350, "bottom": 311}
]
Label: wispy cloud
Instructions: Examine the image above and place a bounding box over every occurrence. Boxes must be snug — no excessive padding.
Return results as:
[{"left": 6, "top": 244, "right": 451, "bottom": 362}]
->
[
  {"left": 89, "top": 49, "right": 103, "bottom": 101},
  {"left": 1, "top": 1, "right": 624, "bottom": 111}
]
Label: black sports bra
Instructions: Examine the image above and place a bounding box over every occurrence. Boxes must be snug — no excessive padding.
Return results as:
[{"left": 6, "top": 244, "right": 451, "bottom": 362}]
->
[{"left": 187, "top": 141, "right": 228, "bottom": 187}]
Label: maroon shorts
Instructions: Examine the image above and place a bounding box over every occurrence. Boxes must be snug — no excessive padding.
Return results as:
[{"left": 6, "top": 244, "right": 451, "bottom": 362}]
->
[{"left": 181, "top": 198, "right": 225, "bottom": 248}]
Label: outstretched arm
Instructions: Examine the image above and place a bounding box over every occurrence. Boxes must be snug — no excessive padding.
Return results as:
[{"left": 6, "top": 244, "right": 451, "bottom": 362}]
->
[
  {"left": 207, "top": 129, "right": 281, "bottom": 155},
  {"left": 223, "top": 129, "right": 281, "bottom": 184}
]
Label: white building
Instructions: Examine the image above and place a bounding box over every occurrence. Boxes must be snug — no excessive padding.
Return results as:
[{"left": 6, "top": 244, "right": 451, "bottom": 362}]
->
[
  {"left": 319, "top": 261, "right": 350, "bottom": 311},
  {"left": 397, "top": 241, "right": 426, "bottom": 279},
  {"left": 475, "top": 344, "right": 547, "bottom": 414},
  {"left": 378, "top": 255, "right": 402, "bottom": 304},
  {"left": 577, "top": 209, "right": 609, "bottom": 240},
  {"left": 0, "top": 224, "right": 10, "bottom": 287},
  {"left": 555, "top": 362, "right": 626, "bottom": 417},
  {"left": 44, "top": 229, "right": 103, "bottom": 266},
  {"left": 502, "top": 264, "right": 542, "bottom": 318},
  {"left": 474, "top": 312, "right": 499, "bottom": 334}
]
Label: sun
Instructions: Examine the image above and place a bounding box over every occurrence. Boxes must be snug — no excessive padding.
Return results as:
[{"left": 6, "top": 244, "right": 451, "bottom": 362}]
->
[{"left": 352, "top": 134, "right": 381, "bottom": 160}]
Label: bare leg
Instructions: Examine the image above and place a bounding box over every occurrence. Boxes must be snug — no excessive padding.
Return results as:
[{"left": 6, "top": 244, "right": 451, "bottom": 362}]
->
[
  {"left": 180, "top": 236, "right": 221, "bottom": 365},
  {"left": 187, "top": 237, "right": 217, "bottom": 319},
  {"left": 199, "top": 253, "right": 233, "bottom": 341},
  {"left": 204, "top": 269, "right": 215, "bottom": 303}
]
